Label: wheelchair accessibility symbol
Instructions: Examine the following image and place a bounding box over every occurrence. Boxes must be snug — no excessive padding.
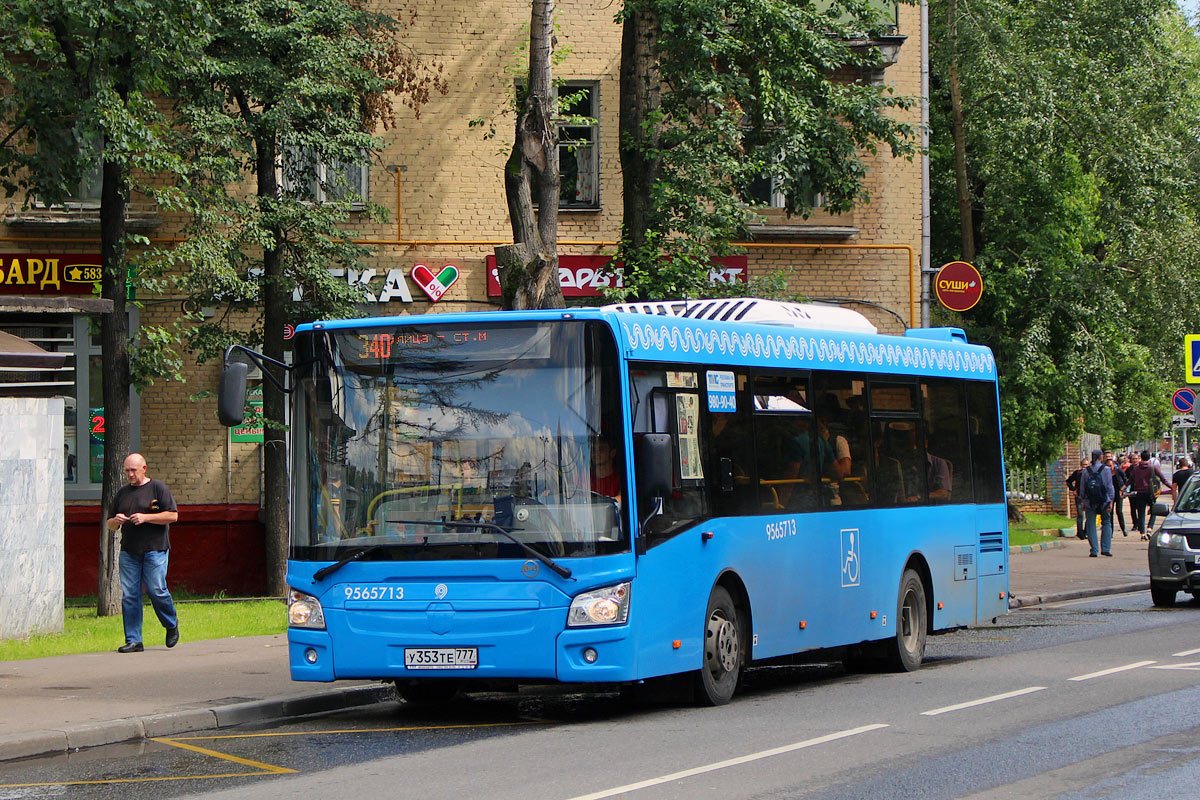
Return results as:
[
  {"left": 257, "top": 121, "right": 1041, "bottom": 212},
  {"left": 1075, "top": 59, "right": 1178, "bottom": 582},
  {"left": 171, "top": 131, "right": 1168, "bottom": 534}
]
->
[{"left": 841, "top": 528, "right": 860, "bottom": 587}]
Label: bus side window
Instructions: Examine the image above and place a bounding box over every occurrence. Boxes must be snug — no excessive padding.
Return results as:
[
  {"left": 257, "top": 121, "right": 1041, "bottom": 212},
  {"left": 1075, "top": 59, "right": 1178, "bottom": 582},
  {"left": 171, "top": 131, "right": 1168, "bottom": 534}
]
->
[
  {"left": 750, "top": 374, "right": 818, "bottom": 513},
  {"left": 966, "top": 381, "right": 1005, "bottom": 504},
  {"left": 812, "top": 375, "right": 870, "bottom": 507},
  {"left": 922, "top": 379, "right": 972, "bottom": 504}
]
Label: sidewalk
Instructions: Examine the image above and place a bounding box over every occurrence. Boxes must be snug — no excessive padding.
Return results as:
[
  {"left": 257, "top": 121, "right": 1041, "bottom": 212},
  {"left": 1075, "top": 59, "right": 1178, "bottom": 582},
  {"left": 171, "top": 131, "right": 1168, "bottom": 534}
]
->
[{"left": 0, "top": 532, "right": 1151, "bottom": 764}]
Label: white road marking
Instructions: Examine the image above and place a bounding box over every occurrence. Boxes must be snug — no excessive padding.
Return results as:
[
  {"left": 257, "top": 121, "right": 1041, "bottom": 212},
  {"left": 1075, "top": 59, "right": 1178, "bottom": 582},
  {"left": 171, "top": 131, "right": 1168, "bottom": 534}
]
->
[
  {"left": 1150, "top": 661, "right": 1200, "bottom": 671},
  {"left": 563, "top": 724, "right": 889, "bottom": 800},
  {"left": 920, "top": 686, "right": 1046, "bottom": 716},
  {"left": 1068, "top": 661, "right": 1156, "bottom": 681},
  {"left": 1173, "top": 648, "right": 1200, "bottom": 657}
]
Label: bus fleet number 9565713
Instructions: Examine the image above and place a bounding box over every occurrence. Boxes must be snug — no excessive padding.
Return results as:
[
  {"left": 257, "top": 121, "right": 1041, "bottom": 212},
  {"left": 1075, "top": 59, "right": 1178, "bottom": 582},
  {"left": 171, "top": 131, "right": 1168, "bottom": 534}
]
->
[{"left": 344, "top": 585, "right": 405, "bottom": 601}]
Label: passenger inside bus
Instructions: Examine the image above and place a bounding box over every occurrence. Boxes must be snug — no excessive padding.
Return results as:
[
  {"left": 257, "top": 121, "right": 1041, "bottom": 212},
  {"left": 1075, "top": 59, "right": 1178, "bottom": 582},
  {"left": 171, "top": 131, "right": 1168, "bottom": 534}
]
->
[{"left": 590, "top": 438, "right": 623, "bottom": 502}]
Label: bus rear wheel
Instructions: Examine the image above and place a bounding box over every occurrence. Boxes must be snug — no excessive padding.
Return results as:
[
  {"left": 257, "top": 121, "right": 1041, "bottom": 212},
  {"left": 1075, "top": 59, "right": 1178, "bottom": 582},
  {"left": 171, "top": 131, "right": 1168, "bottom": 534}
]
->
[
  {"left": 885, "top": 569, "right": 927, "bottom": 672},
  {"left": 696, "top": 586, "right": 744, "bottom": 706}
]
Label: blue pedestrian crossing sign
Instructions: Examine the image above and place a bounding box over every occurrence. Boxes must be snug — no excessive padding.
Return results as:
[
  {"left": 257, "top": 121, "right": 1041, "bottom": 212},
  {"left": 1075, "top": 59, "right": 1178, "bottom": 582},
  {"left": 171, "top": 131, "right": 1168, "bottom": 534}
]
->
[{"left": 1188, "top": 335, "right": 1200, "bottom": 384}]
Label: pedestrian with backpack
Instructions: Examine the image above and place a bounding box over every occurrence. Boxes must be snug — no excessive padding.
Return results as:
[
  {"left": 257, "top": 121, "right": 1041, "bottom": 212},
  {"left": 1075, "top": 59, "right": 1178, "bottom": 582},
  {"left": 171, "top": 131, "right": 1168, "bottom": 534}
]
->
[{"left": 1078, "top": 449, "right": 1114, "bottom": 557}]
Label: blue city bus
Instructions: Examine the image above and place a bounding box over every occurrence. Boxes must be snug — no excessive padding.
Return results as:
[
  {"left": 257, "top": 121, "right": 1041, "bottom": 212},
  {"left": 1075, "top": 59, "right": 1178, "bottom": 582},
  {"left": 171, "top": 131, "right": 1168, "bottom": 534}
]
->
[{"left": 218, "top": 298, "right": 1008, "bottom": 705}]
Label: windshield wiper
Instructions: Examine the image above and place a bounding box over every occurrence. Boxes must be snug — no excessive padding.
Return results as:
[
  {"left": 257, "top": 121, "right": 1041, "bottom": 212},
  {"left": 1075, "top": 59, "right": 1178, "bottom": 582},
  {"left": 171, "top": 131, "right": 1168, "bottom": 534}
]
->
[
  {"left": 312, "top": 545, "right": 386, "bottom": 582},
  {"left": 387, "top": 518, "right": 572, "bottom": 579}
]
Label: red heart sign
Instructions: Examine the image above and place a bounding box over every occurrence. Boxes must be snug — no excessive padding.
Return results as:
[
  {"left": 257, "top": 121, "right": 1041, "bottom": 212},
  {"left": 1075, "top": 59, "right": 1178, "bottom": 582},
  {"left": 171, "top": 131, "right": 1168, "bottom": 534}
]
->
[{"left": 411, "top": 264, "right": 460, "bottom": 302}]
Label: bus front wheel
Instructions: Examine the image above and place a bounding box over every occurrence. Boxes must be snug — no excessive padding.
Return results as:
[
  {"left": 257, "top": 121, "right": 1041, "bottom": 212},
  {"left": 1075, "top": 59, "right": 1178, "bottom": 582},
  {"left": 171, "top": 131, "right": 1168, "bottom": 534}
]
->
[
  {"left": 885, "top": 569, "right": 927, "bottom": 672},
  {"left": 696, "top": 585, "right": 744, "bottom": 706}
]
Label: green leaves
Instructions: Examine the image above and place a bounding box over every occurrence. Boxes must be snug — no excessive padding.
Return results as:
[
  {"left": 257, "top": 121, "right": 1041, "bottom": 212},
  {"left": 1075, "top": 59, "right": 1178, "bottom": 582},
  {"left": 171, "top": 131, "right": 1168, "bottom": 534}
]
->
[
  {"left": 929, "top": 0, "right": 1200, "bottom": 467},
  {"left": 617, "top": 0, "right": 915, "bottom": 300}
]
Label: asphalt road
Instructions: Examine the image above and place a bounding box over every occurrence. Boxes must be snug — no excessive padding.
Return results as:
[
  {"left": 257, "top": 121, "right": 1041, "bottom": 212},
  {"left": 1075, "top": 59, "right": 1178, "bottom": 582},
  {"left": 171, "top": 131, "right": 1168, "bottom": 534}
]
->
[{"left": 2, "top": 592, "right": 1197, "bottom": 800}]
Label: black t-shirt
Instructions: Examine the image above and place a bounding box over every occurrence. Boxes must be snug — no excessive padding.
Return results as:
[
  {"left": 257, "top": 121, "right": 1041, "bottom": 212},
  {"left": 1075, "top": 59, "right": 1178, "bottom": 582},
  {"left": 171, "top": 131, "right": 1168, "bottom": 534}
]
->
[
  {"left": 1173, "top": 468, "right": 1193, "bottom": 492},
  {"left": 110, "top": 479, "right": 178, "bottom": 554}
]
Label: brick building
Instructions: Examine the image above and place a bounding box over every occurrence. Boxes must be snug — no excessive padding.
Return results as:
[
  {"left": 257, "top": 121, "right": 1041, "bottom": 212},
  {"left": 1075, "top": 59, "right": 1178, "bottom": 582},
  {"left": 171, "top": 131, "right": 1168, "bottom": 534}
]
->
[{"left": 0, "top": 0, "right": 926, "bottom": 596}]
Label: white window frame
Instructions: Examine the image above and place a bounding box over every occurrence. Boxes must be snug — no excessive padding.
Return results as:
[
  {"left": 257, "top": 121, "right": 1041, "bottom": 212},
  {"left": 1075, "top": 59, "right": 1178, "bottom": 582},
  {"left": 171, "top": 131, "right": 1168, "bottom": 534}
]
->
[
  {"left": 281, "top": 147, "right": 369, "bottom": 207},
  {"left": 556, "top": 81, "right": 600, "bottom": 210}
]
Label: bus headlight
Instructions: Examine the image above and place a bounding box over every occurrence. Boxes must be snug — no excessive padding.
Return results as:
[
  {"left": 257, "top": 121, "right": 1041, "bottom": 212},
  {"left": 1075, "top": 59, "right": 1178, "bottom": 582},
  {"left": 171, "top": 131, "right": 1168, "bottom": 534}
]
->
[
  {"left": 1157, "top": 531, "right": 1186, "bottom": 550},
  {"left": 288, "top": 588, "right": 326, "bottom": 629},
  {"left": 567, "top": 582, "right": 630, "bottom": 627}
]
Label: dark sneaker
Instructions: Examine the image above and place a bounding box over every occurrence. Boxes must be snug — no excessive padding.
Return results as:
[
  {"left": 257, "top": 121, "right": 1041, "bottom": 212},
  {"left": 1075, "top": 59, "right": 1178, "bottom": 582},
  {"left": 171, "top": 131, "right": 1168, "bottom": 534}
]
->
[
  {"left": 117, "top": 641, "right": 144, "bottom": 653},
  {"left": 165, "top": 626, "right": 179, "bottom": 648},
  {"left": 1101, "top": 552, "right": 1113, "bottom": 557}
]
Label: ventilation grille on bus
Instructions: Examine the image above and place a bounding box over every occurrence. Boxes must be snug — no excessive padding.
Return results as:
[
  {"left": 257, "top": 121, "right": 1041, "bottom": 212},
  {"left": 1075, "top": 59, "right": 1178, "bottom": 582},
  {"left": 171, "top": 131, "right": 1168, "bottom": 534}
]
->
[{"left": 602, "top": 298, "right": 878, "bottom": 334}]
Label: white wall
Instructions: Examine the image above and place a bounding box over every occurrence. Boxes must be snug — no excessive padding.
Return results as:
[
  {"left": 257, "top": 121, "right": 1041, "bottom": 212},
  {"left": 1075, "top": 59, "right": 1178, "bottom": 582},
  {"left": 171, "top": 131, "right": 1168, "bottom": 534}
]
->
[{"left": 0, "top": 396, "right": 65, "bottom": 640}]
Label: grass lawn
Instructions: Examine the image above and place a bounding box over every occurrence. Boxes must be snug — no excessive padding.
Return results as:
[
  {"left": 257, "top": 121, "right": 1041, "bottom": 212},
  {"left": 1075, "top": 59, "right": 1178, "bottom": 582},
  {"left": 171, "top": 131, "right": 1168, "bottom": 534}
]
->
[
  {"left": 1010, "top": 512, "right": 1075, "bottom": 531},
  {"left": 0, "top": 599, "right": 286, "bottom": 661},
  {"left": 1008, "top": 512, "right": 1075, "bottom": 547}
]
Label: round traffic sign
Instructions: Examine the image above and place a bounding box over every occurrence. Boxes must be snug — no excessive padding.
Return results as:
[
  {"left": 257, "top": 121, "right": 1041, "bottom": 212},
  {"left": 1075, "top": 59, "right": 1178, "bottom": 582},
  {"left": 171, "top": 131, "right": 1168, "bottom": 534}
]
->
[
  {"left": 1172, "top": 388, "right": 1196, "bottom": 414},
  {"left": 934, "top": 261, "right": 983, "bottom": 312}
]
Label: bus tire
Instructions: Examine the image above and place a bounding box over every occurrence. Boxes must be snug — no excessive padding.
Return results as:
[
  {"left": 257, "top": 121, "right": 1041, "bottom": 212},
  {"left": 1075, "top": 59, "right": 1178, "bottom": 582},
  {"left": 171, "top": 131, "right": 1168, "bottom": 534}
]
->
[
  {"left": 395, "top": 679, "right": 461, "bottom": 706},
  {"left": 885, "top": 569, "right": 927, "bottom": 672},
  {"left": 696, "top": 585, "right": 744, "bottom": 706}
]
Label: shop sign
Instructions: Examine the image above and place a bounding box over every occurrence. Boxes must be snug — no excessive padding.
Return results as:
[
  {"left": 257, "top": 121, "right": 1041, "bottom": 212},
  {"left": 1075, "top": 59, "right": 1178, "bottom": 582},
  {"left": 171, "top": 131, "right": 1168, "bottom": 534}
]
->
[
  {"left": 411, "top": 264, "right": 460, "bottom": 302},
  {"left": 230, "top": 385, "right": 263, "bottom": 443},
  {"left": 934, "top": 261, "right": 983, "bottom": 312},
  {"left": 0, "top": 254, "right": 103, "bottom": 294},
  {"left": 484, "top": 255, "right": 748, "bottom": 298}
]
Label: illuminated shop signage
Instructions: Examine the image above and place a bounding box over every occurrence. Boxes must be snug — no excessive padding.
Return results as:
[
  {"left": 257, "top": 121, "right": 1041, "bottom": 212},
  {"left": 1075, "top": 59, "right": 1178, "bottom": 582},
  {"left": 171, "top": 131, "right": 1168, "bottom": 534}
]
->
[
  {"left": 485, "top": 254, "right": 749, "bottom": 298},
  {"left": 0, "top": 254, "right": 103, "bottom": 294}
]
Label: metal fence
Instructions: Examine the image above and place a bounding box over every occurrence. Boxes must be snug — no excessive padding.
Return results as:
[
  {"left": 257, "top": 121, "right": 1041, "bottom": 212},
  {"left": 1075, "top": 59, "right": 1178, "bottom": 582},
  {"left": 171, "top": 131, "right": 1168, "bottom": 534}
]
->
[{"left": 1006, "top": 466, "right": 1048, "bottom": 502}]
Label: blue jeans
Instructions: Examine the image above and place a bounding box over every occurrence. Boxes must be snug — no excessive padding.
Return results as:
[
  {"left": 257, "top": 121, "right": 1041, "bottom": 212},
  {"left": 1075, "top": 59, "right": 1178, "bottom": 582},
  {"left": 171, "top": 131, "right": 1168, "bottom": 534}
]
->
[
  {"left": 1084, "top": 505, "right": 1113, "bottom": 556},
  {"left": 120, "top": 549, "right": 177, "bottom": 644}
]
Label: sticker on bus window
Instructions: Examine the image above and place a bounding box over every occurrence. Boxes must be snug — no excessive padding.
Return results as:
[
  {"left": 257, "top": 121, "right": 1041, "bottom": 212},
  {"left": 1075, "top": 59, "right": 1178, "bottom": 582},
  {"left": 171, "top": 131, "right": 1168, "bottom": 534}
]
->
[
  {"left": 676, "top": 393, "right": 704, "bottom": 480},
  {"left": 707, "top": 371, "right": 736, "bottom": 413},
  {"left": 667, "top": 371, "right": 698, "bottom": 389}
]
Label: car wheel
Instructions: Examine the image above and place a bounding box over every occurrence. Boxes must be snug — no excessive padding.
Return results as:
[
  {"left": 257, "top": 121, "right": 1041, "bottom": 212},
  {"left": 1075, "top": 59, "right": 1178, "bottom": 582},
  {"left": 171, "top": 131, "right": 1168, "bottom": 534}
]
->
[{"left": 1150, "top": 580, "right": 1177, "bottom": 608}]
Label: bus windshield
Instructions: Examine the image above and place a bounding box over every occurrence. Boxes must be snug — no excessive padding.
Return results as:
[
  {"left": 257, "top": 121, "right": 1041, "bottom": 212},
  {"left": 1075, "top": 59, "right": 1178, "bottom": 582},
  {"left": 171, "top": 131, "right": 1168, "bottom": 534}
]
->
[{"left": 291, "top": 320, "right": 628, "bottom": 561}]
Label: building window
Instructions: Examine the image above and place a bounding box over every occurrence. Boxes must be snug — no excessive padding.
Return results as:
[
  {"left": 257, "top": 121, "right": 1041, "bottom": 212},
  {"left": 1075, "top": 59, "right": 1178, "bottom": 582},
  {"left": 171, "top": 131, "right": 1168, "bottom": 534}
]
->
[
  {"left": 558, "top": 83, "right": 599, "bottom": 209},
  {"left": 30, "top": 131, "right": 102, "bottom": 208},
  {"left": 528, "top": 82, "right": 599, "bottom": 210},
  {"left": 281, "top": 148, "right": 369, "bottom": 206},
  {"left": 0, "top": 313, "right": 139, "bottom": 498},
  {"left": 745, "top": 167, "right": 823, "bottom": 212}
]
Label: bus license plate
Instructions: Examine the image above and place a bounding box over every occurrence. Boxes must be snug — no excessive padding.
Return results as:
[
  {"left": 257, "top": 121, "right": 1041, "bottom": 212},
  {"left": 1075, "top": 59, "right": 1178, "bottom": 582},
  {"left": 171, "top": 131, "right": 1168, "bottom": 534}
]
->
[{"left": 404, "top": 647, "right": 478, "bottom": 670}]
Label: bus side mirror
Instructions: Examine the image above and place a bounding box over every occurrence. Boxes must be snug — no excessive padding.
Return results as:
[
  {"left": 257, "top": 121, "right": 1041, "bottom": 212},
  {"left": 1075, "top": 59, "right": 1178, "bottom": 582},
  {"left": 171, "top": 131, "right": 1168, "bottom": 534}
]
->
[
  {"left": 636, "top": 433, "right": 673, "bottom": 498},
  {"left": 217, "top": 362, "right": 250, "bottom": 427}
]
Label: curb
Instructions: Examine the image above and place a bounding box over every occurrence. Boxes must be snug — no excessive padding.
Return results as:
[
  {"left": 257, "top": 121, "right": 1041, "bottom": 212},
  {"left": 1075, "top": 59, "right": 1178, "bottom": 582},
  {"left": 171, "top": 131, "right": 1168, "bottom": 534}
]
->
[
  {"left": 1008, "top": 581, "right": 1148, "bottom": 609},
  {"left": 0, "top": 682, "right": 396, "bottom": 763},
  {"left": 1008, "top": 540, "right": 1067, "bottom": 554}
]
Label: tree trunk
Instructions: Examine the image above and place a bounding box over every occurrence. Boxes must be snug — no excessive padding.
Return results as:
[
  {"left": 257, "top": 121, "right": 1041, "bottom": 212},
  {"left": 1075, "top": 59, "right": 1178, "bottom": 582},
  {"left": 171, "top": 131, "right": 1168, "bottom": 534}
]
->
[
  {"left": 97, "top": 153, "right": 131, "bottom": 617},
  {"left": 495, "top": 0, "right": 564, "bottom": 310},
  {"left": 619, "top": 7, "right": 662, "bottom": 269},
  {"left": 946, "top": 0, "right": 974, "bottom": 263},
  {"left": 256, "top": 135, "right": 289, "bottom": 597}
]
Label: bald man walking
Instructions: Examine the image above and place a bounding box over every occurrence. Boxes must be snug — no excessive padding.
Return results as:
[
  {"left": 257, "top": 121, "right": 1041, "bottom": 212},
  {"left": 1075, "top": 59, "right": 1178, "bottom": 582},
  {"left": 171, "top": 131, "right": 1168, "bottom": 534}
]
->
[{"left": 106, "top": 453, "right": 180, "bottom": 653}]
